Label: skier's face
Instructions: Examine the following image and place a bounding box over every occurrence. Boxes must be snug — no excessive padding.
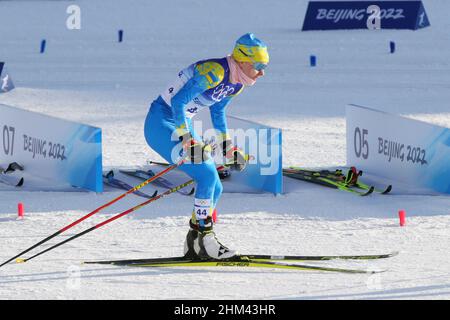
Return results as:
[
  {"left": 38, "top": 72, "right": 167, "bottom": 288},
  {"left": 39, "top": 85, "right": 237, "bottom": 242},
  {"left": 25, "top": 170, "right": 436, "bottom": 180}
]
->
[{"left": 238, "top": 61, "right": 265, "bottom": 81}]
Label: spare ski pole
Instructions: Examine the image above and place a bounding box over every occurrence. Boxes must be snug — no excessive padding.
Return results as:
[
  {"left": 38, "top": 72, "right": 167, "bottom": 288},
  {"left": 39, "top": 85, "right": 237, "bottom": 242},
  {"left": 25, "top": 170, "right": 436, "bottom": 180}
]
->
[
  {"left": 16, "top": 179, "right": 194, "bottom": 264},
  {"left": 0, "top": 158, "right": 185, "bottom": 268}
]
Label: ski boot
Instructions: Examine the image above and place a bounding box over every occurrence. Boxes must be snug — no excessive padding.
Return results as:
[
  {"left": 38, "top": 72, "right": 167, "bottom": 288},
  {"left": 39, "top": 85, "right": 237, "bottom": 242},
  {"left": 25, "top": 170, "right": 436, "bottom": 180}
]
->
[
  {"left": 345, "top": 166, "right": 362, "bottom": 186},
  {"left": 183, "top": 216, "right": 238, "bottom": 260}
]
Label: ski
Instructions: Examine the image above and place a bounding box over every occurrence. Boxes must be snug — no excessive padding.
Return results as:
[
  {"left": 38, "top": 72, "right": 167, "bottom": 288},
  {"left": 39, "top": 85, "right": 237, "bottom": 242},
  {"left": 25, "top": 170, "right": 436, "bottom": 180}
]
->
[
  {"left": 4, "top": 162, "right": 25, "bottom": 174},
  {"left": 342, "top": 166, "right": 392, "bottom": 194},
  {"left": 284, "top": 167, "right": 362, "bottom": 186},
  {"left": 83, "top": 251, "right": 398, "bottom": 266},
  {"left": 84, "top": 256, "right": 385, "bottom": 274},
  {"left": 0, "top": 162, "right": 24, "bottom": 187},
  {"left": 120, "top": 169, "right": 194, "bottom": 196},
  {"left": 147, "top": 159, "right": 231, "bottom": 180},
  {"left": 353, "top": 181, "right": 392, "bottom": 195},
  {"left": 137, "top": 260, "right": 381, "bottom": 274},
  {"left": 240, "top": 251, "right": 398, "bottom": 261},
  {"left": 103, "top": 170, "right": 157, "bottom": 199},
  {"left": 284, "top": 167, "right": 348, "bottom": 182},
  {"left": 285, "top": 166, "right": 392, "bottom": 195},
  {"left": 0, "top": 175, "right": 24, "bottom": 187},
  {"left": 284, "top": 170, "right": 374, "bottom": 196}
]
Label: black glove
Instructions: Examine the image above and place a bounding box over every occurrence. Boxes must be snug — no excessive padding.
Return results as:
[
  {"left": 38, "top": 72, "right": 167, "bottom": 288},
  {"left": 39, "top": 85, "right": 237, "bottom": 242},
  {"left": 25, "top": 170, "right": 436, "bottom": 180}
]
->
[
  {"left": 222, "top": 139, "right": 247, "bottom": 172},
  {"left": 179, "top": 131, "right": 210, "bottom": 164}
]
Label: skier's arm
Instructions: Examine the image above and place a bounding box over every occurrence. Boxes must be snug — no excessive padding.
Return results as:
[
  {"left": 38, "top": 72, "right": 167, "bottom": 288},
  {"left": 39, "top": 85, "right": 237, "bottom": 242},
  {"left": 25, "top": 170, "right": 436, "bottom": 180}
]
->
[
  {"left": 172, "top": 63, "right": 225, "bottom": 137},
  {"left": 171, "top": 77, "right": 207, "bottom": 136},
  {"left": 209, "top": 97, "right": 232, "bottom": 137},
  {"left": 210, "top": 94, "right": 248, "bottom": 171}
]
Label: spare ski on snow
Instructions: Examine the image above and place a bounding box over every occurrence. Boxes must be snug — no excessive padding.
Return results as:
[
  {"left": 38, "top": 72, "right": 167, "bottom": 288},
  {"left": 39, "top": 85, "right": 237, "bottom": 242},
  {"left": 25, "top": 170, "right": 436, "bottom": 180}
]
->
[
  {"left": 0, "top": 162, "right": 24, "bottom": 187},
  {"left": 0, "top": 176, "right": 24, "bottom": 187},
  {"left": 284, "top": 170, "right": 374, "bottom": 196},
  {"left": 350, "top": 179, "right": 392, "bottom": 194},
  {"left": 103, "top": 170, "right": 157, "bottom": 199},
  {"left": 120, "top": 169, "right": 194, "bottom": 196},
  {"left": 4, "top": 162, "right": 24, "bottom": 174},
  {"left": 343, "top": 166, "right": 392, "bottom": 194},
  {"left": 147, "top": 159, "right": 231, "bottom": 180},
  {"left": 285, "top": 166, "right": 392, "bottom": 195}
]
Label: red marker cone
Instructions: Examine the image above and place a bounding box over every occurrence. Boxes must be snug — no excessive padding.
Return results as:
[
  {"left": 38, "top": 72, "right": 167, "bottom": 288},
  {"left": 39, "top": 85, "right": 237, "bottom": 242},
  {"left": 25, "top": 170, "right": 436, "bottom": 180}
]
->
[
  {"left": 398, "top": 210, "right": 406, "bottom": 226},
  {"left": 18, "top": 203, "right": 24, "bottom": 219},
  {"left": 212, "top": 209, "right": 218, "bottom": 223}
]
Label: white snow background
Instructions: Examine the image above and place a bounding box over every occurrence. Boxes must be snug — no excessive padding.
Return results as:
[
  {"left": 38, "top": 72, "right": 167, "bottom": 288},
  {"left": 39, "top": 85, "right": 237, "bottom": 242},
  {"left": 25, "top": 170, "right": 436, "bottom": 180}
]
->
[{"left": 0, "top": 0, "right": 450, "bottom": 300}]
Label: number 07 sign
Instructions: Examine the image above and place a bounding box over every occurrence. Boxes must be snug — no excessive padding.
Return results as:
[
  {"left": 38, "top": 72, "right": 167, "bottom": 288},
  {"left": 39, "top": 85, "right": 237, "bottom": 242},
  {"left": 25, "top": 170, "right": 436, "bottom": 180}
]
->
[{"left": 346, "top": 104, "right": 450, "bottom": 194}]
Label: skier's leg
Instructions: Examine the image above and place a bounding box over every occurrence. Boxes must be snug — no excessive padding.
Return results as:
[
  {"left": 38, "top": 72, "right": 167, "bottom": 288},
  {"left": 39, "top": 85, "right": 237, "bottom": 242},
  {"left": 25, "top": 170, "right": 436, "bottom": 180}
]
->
[
  {"left": 144, "top": 101, "right": 182, "bottom": 163},
  {"left": 211, "top": 178, "right": 223, "bottom": 222},
  {"left": 178, "top": 159, "right": 218, "bottom": 220},
  {"left": 144, "top": 102, "right": 236, "bottom": 260},
  {"left": 184, "top": 120, "right": 222, "bottom": 222},
  {"left": 179, "top": 161, "right": 236, "bottom": 259},
  {"left": 212, "top": 179, "right": 223, "bottom": 208}
]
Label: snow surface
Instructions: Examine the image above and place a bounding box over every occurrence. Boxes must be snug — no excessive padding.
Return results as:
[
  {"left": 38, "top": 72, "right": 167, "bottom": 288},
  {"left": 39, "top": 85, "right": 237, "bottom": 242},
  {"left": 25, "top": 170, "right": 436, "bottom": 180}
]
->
[{"left": 1, "top": 0, "right": 450, "bottom": 300}]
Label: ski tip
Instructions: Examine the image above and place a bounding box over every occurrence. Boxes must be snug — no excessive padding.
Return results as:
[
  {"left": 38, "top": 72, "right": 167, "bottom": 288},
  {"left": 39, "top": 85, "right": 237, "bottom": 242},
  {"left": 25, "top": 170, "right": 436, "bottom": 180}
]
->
[
  {"left": 102, "top": 170, "right": 114, "bottom": 180},
  {"left": 16, "top": 177, "right": 24, "bottom": 187},
  {"left": 361, "top": 186, "right": 375, "bottom": 196},
  {"left": 369, "top": 269, "right": 388, "bottom": 274},
  {"left": 389, "top": 251, "right": 400, "bottom": 257},
  {"left": 5, "top": 162, "right": 19, "bottom": 173},
  {"left": 15, "top": 258, "right": 26, "bottom": 264},
  {"left": 382, "top": 185, "right": 393, "bottom": 194}
]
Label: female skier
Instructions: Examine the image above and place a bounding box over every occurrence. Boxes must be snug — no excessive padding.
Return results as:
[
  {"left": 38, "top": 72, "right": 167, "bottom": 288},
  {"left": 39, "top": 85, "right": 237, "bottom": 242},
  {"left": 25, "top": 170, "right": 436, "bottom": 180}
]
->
[{"left": 144, "top": 33, "right": 269, "bottom": 259}]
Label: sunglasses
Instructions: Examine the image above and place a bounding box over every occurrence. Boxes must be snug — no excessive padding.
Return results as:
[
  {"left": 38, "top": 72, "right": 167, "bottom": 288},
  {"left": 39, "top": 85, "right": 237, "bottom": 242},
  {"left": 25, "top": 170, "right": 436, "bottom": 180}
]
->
[
  {"left": 253, "top": 62, "right": 267, "bottom": 71},
  {"left": 237, "top": 48, "right": 267, "bottom": 71}
]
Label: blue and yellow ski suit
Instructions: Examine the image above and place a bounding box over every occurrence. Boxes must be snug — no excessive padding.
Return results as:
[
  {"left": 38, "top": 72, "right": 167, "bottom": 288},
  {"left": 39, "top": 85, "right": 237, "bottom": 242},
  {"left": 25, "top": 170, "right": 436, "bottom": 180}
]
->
[{"left": 144, "top": 57, "right": 243, "bottom": 219}]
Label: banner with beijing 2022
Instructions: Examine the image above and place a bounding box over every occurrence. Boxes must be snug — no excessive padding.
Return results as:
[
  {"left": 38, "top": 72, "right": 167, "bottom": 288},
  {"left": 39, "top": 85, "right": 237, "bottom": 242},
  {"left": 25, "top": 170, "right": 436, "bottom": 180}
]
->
[
  {"left": 346, "top": 104, "right": 450, "bottom": 194},
  {"left": 0, "top": 103, "right": 102, "bottom": 192},
  {"left": 302, "top": 1, "right": 430, "bottom": 31}
]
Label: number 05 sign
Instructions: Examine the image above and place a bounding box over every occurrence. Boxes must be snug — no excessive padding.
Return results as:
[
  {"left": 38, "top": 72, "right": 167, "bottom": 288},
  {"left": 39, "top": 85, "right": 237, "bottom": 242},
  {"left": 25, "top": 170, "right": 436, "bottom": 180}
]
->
[{"left": 346, "top": 104, "right": 450, "bottom": 194}]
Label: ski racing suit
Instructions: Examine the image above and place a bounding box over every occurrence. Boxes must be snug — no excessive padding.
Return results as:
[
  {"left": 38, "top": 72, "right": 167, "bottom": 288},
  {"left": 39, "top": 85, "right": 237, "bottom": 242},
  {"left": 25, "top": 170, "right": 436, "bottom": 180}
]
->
[{"left": 144, "top": 57, "right": 244, "bottom": 220}]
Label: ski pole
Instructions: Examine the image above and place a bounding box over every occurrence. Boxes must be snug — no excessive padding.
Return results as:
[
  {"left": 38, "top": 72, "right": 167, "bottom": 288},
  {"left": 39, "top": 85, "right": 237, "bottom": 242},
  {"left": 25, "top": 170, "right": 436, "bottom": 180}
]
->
[
  {"left": 0, "top": 158, "right": 185, "bottom": 268},
  {"left": 16, "top": 179, "right": 194, "bottom": 264},
  {"left": 147, "top": 160, "right": 171, "bottom": 166}
]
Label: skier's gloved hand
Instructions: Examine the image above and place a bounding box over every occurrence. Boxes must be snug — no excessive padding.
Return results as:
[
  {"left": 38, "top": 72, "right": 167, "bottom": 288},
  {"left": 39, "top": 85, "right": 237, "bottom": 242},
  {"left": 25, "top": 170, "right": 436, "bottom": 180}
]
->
[
  {"left": 216, "top": 165, "right": 231, "bottom": 179},
  {"left": 186, "top": 139, "right": 211, "bottom": 164},
  {"left": 221, "top": 138, "right": 248, "bottom": 172},
  {"left": 175, "top": 128, "right": 210, "bottom": 164},
  {"left": 174, "top": 126, "right": 191, "bottom": 143}
]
